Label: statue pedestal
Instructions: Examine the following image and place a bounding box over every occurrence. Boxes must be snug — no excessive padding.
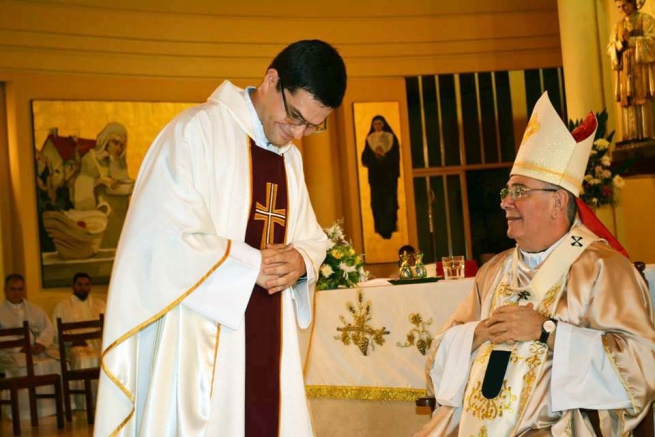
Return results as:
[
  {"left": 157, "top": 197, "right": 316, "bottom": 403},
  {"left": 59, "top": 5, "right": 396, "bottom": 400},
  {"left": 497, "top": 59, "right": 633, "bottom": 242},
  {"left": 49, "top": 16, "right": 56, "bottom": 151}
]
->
[{"left": 612, "top": 139, "right": 655, "bottom": 177}]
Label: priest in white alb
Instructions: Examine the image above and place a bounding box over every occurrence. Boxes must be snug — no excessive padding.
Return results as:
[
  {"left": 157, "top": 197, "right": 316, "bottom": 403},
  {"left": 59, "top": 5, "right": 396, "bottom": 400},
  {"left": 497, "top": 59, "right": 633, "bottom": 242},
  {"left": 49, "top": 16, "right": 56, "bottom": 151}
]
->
[
  {"left": 52, "top": 272, "right": 106, "bottom": 356},
  {"left": 94, "top": 40, "right": 347, "bottom": 437}
]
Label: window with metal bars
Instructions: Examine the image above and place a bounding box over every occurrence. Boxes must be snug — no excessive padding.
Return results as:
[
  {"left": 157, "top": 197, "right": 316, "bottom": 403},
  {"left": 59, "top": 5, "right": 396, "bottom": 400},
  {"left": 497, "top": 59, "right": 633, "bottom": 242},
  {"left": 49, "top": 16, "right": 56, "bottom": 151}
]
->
[{"left": 405, "top": 68, "right": 567, "bottom": 264}]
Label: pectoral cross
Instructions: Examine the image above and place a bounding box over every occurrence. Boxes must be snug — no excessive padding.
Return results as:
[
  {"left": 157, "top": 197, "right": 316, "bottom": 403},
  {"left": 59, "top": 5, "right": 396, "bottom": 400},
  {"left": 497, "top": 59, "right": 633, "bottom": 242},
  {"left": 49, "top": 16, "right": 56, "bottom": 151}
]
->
[
  {"left": 254, "top": 182, "right": 287, "bottom": 249},
  {"left": 571, "top": 236, "right": 583, "bottom": 247},
  {"left": 517, "top": 290, "right": 531, "bottom": 301}
]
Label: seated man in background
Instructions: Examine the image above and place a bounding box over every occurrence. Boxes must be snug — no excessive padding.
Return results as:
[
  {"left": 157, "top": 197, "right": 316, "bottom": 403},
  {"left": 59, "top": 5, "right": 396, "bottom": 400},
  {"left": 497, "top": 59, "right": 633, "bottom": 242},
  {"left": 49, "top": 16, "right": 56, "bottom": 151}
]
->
[
  {"left": 415, "top": 93, "right": 655, "bottom": 436},
  {"left": 0, "top": 273, "right": 59, "bottom": 419},
  {"left": 52, "top": 272, "right": 105, "bottom": 359},
  {"left": 0, "top": 273, "right": 56, "bottom": 368},
  {"left": 52, "top": 272, "right": 105, "bottom": 412}
]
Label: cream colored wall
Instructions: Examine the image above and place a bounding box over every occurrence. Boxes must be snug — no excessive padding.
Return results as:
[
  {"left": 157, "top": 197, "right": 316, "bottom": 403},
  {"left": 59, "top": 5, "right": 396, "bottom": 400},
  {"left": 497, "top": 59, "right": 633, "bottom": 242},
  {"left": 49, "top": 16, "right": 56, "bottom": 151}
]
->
[{"left": 0, "top": 0, "right": 565, "bottom": 312}]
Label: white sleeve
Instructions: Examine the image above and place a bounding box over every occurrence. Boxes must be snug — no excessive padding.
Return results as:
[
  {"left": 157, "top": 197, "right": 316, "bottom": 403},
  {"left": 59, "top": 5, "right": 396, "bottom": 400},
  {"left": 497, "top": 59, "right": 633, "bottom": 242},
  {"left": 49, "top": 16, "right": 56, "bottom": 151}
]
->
[
  {"left": 431, "top": 321, "right": 480, "bottom": 407},
  {"left": 551, "top": 322, "right": 632, "bottom": 411},
  {"left": 289, "top": 250, "right": 318, "bottom": 330},
  {"left": 182, "top": 240, "right": 261, "bottom": 331}
]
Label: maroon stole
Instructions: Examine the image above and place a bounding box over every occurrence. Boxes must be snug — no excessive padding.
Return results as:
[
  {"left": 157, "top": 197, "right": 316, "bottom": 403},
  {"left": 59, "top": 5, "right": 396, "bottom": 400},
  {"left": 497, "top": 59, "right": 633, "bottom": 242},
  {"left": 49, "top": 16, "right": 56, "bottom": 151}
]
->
[{"left": 244, "top": 139, "right": 287, "bottom": 437}]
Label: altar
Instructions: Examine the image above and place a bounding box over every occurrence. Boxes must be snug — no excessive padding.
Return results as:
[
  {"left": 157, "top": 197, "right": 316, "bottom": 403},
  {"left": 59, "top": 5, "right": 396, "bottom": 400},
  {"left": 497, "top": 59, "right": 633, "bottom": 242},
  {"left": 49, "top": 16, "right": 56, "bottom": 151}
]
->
[
  {"left": 303, "top": 265, "right": 655, "bottom": 436},
  {"left": 302, "top": 278, "right": 474, "bottom": 437}
]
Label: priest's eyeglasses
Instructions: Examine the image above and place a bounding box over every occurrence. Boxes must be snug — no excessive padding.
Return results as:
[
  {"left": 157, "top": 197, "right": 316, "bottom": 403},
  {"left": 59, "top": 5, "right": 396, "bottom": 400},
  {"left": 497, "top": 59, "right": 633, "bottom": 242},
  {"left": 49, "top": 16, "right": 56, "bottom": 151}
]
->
[
  {"left": 500, "top": 185, "right": 558, "bottom": 201},
  {"left": 279, "top": 78, "right": 327, "bottom": 135}
]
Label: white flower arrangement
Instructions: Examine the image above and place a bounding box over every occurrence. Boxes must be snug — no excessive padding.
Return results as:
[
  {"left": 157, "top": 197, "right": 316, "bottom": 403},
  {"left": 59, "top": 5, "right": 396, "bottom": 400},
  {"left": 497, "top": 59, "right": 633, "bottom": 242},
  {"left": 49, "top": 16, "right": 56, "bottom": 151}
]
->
[{"left": 317, "top": 220, "right": 370, "bottom": 291}]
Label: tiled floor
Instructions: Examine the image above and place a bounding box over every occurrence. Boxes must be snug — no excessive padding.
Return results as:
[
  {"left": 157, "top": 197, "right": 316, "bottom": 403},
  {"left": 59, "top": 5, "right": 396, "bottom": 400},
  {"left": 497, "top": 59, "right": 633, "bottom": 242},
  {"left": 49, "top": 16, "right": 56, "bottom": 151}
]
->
[{"left": 0, "top": 412, "right": 92, "bottom": 436}]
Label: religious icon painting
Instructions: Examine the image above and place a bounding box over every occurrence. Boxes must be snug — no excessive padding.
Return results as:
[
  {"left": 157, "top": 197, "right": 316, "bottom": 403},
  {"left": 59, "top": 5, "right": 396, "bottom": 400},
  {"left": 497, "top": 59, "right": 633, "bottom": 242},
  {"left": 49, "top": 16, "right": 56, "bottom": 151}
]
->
[
  {"left": 31, "top": 100, "right": 197, "bottom": 287},
  {"left": 353, "top": 102, "right": 409, "bottom": 264}
]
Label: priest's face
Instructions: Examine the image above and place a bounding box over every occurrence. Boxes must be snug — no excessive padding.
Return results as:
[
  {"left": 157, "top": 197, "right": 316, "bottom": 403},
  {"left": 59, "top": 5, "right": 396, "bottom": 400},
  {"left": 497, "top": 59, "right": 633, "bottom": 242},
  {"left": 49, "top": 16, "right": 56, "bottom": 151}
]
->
[
  {"left": 4, "top": 279, "right": 25, "bottom": 305},
  {"left": 73, "top": 276, "right": 92, "bottom": 300},
  {"left": 501, "top": 175, "right": 560, "bottom": 252},
  {"left": 256, "top": 70, "right": 332, "bottom": 147}
]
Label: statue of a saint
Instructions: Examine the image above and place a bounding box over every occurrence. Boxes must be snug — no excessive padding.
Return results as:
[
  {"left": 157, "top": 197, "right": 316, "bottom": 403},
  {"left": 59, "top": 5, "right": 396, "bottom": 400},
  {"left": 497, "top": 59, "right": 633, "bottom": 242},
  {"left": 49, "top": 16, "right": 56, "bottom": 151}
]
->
[{"left": 607, "top": 0, "right": 655, "bottom": 142}]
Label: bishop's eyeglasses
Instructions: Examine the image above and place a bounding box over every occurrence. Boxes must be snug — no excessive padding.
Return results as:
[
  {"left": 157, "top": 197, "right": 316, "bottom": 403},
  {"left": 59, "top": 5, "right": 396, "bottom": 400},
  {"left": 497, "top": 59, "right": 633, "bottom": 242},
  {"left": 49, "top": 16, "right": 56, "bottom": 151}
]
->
[
  {"left": 279, "top": 78, "right": 327, "bottom": 135},
  {"left": 500, "top": 185, "right": 558, "bottom": 202}
]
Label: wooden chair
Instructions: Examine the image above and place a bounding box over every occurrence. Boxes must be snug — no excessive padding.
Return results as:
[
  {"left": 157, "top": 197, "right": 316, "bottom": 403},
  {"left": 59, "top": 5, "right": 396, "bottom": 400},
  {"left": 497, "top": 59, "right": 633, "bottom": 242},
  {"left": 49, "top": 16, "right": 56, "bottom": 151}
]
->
[
  {"left": 56, "top": 314, "right": 104, "bottom": 425},
  {"left": 0, "top": 321, "right": 64, "bottom": 436},
  {"left": 416, "top": 262, "right": 654, "bottom": 436}
]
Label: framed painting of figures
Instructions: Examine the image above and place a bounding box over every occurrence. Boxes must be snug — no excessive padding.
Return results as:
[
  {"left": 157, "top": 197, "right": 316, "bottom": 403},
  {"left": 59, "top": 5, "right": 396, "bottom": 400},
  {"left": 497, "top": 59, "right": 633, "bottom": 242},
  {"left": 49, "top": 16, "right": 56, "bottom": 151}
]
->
[
  {"left": 32, "top": 100, "right": 197, "bottom": 287},
  {"left": 353, "top": 102, "right": 409, "bottom": 264}
]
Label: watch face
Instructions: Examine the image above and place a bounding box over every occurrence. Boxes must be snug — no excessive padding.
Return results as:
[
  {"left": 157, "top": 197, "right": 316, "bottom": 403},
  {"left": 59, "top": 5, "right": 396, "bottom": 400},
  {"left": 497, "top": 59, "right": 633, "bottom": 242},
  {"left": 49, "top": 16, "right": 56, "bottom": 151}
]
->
[{"left": 543, "top": 320, "right": 556, "bottom": 333}]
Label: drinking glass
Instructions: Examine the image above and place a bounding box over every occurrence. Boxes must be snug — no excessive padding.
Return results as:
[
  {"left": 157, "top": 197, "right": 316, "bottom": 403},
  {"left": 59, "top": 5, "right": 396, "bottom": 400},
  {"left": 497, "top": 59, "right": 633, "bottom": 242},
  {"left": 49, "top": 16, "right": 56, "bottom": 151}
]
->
[{"left": 442, "top": 255, "right": 465, "bottom": 279}]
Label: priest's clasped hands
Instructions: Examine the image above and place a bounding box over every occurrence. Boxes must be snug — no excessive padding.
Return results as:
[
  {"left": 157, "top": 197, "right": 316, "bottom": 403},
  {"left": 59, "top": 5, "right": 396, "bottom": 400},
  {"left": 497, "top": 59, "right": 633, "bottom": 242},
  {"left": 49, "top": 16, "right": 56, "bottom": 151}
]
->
[
  {"left": 257, "top": 243, "right": 306, "bottom": 294},
  {"left": 473, "top": 303, "right": 550, "bottom": 351}
]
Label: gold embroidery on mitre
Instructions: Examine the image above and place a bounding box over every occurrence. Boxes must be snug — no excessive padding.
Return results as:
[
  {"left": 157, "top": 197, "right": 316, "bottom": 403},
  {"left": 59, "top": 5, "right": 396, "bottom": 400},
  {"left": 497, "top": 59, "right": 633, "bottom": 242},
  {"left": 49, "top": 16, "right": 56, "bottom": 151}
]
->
[
  {"left": 477, "top": 425, "right": 488, "bottom": 437},
  {"left": 521, "top": 114, "right": 541, "bottom": 144},
  {"left": 396, "top": 313, "right": 434, "bottom": 355},
  {"left": 334, "top": 290, "right": 390, "bottom": 356},
  {"left": 465, "top": 380, "right": 517, "bottom": 420},
  {"left": 511, "top": 161, "right": 580, "bottom": 186}
]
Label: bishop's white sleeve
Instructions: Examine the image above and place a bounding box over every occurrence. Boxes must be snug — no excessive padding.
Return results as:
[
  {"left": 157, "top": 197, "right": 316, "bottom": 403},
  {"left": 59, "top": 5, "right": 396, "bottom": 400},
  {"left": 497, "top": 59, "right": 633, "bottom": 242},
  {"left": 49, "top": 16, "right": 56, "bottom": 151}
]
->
[
  {"left": 430, "top": 321, "right": 479, "bottom": 407},
  {"left": 551, "top": 322, "right": 632, "bottom": 411}
]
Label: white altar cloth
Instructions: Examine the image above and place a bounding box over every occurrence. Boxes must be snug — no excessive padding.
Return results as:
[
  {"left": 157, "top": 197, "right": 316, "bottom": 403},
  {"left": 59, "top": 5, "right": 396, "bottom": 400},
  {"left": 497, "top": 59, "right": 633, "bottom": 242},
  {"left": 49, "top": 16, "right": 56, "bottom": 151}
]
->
[{"left": 304, "top": 278, "right": 474, "bottom": 399}]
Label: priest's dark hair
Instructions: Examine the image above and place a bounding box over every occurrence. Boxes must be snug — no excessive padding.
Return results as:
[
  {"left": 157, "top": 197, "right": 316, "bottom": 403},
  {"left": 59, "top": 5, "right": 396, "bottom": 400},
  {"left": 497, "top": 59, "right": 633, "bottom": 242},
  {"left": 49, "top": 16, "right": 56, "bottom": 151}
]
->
[
  {"left": 4, "top": 273, "right": 24, "bottom": 286},
  {"left": 270, "top": 39, "right": 347, "bottom": 109},
  {"left": 72, "top": 272, "right": 91, "bottom": 284}
]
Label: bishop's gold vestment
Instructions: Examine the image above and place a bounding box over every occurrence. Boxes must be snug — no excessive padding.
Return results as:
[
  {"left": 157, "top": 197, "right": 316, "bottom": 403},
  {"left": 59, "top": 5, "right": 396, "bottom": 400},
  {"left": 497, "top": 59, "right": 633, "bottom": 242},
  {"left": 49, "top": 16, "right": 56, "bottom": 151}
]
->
[{"left": 416, "top": 227, "right": 655, "bottom": 436}]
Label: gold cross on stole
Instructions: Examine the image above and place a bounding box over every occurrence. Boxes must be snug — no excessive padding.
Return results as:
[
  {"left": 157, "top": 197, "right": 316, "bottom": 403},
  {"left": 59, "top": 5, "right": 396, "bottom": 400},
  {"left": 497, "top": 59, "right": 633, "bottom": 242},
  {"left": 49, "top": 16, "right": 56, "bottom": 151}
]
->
[{"left": 254, "top": 182, "right": 287, "bottom": 249}]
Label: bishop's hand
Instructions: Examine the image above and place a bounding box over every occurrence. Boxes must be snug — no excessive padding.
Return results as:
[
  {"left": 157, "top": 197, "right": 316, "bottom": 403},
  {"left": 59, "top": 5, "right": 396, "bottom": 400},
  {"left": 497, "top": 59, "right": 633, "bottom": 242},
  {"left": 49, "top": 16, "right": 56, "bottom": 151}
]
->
[{"left": 485, "top": 303, "right": 547, "bottom": 346}]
